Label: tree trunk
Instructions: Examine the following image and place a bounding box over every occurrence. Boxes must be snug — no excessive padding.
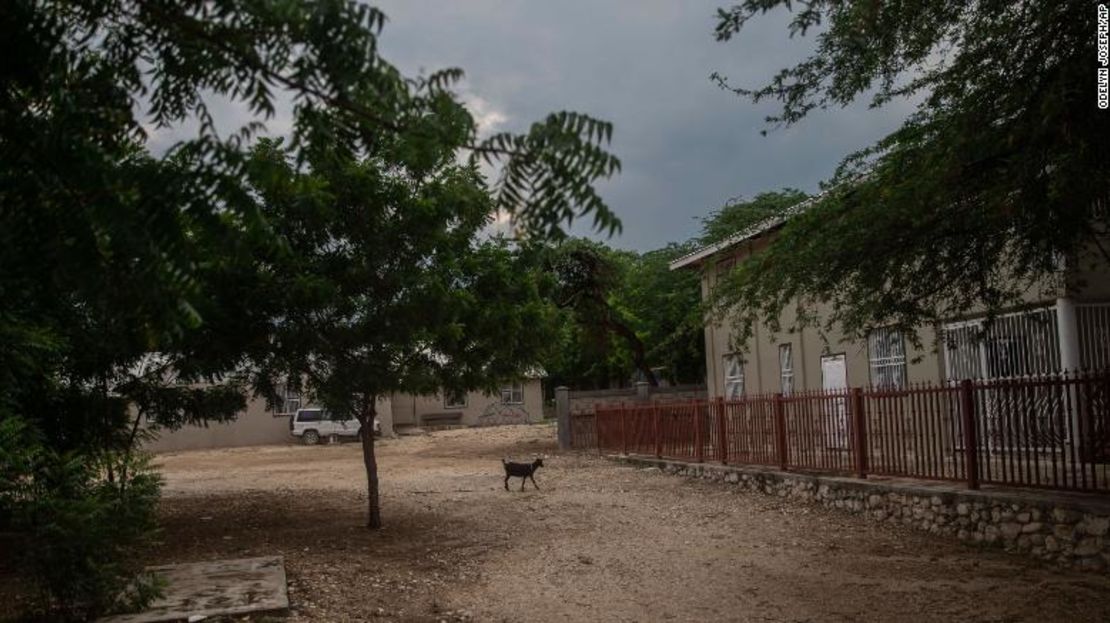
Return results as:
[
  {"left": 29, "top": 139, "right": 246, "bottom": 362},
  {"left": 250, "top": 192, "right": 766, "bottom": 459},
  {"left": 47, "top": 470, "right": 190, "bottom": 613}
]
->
[
  {"left": 358, "top": 399, "right": 382, "bottom": 529},
  {"left": 603, "top": 316, "right": 658, "bottom": 386}
]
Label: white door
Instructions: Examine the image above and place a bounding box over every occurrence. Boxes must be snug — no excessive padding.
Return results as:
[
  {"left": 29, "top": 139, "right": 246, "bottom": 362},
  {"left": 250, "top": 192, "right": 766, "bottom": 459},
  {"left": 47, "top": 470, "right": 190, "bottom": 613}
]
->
[{"left": 821, "top": 354, "right": 849, "bottom": 449}]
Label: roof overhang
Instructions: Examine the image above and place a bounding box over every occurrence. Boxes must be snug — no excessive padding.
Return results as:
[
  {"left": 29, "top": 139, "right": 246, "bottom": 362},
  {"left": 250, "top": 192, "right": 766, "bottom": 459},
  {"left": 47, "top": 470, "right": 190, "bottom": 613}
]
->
[{"left": 668, "top": 193, "right": 824, "bottom": 271}]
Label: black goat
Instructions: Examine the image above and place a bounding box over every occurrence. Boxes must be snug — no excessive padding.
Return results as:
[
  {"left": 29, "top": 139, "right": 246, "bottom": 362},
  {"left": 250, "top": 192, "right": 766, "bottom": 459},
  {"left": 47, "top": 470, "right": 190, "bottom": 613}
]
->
[{"left": 502, "top": 457, "right": 543, "bottom": 491}]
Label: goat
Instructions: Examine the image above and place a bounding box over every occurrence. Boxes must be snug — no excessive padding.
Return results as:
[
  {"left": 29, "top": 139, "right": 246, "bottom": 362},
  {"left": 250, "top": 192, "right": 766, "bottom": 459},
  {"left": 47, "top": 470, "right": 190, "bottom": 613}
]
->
[{"left": 502, "top": 457, "right": 543, "bottom": 491}]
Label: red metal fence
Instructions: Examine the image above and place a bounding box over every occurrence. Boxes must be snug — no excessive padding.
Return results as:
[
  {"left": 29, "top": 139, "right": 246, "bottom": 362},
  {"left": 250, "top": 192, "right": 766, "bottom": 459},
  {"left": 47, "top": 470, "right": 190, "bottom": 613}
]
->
[{"left": 571, "top": 372, "right": 1110, "bottom": 493}]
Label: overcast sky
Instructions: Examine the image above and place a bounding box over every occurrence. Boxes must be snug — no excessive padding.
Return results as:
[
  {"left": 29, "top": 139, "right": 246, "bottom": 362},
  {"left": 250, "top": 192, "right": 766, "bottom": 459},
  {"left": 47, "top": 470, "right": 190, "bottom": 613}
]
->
[{"left": 148, "top": 1, "right": 915, "bottom": 252}]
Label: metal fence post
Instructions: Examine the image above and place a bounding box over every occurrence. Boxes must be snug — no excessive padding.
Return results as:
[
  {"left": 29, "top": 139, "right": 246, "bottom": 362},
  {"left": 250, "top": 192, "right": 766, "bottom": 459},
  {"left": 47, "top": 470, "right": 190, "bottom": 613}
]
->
[
  {"left": 594, "top": 411, "right": 601, "bottom": 456},
  {"left": 851, "top": 387, "right": 868, "bottom": 479},
  {"left": 716, "top": 397, "right": 728, "bottom": 465},
  {"left": 960, "top": 380, "right": 980, "bottom": 490},
  {"left": 653, "top": 402, "right": 662, "bottom": 458},
  {"left": 555, "top": 386, "right": 571, "bottom": 450},
  {"left": 620, "top": 402, "right": 628, "bottom": 456},
  {"left": 693, "top": 403, "right": 703, "bottom": 462},
  {"left": 773, "top": 392, "right": 788, "bottom": 470}
]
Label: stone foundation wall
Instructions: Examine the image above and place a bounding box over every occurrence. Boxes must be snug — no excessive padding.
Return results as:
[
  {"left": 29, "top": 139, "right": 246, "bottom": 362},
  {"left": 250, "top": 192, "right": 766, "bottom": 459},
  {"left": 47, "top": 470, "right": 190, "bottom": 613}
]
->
[{"left": 615, "top": 455, "right": 1110, "bottom": 572}]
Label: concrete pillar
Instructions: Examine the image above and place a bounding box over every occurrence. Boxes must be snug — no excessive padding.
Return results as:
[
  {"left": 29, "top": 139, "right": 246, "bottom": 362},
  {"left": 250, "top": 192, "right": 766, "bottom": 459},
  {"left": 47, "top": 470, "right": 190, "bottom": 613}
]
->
[
  {"left": 1057, "top": 297, "right": 1081, "bottom": 372},
  {"left": 555, "top": 386, "right": 571, "bottom": 450},
  {"left": 1056, "top": 298, "right": 1082, "bottom": 445},
  {"left": 635, "top": 381, "right": 651, "bottom": 402}
]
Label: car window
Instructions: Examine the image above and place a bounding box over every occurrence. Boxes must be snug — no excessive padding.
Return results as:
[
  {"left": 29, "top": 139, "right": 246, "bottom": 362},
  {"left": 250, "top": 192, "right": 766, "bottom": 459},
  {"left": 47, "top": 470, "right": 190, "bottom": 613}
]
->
[{"left": 297, "top": 409, "right": 322, "bottom": 422}]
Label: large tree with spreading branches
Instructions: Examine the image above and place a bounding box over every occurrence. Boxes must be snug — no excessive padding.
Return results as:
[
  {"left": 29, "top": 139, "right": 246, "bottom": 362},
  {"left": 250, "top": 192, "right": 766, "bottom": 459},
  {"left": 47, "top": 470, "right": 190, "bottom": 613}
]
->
[
  {"left": 710, "top": 1, "right": 1110, "bottom": 344},
  {"left": 1, "top": 0, "right": 618, "bottom": 616}
]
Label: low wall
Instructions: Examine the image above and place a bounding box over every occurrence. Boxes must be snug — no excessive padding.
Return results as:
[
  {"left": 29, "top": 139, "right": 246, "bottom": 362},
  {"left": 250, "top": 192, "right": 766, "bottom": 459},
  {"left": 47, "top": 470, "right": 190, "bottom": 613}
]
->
[
  {"left": 568, "top": 383, "right": 706, "bottom": 415},
  {"left": 614, "top": 455, "right": 1110, "bottom": 573}
]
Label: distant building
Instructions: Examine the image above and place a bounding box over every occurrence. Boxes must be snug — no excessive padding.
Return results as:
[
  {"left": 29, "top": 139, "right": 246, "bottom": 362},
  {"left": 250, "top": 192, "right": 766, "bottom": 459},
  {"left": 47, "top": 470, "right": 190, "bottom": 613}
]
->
[{"left": 143, "top": 375, "right": 544, "bottom": 453}]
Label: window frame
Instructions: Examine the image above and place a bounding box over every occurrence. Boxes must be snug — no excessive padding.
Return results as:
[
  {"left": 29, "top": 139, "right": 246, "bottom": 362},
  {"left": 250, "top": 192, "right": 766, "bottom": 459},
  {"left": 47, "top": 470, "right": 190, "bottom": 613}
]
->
[
  {"left": 723, "top": 354, "right": 745, "bottom": 401},
  {"left": 296, "top": 408, "right": 323, "bottom": 423},
  {"left": 444, "top": 388, "right": 468, "bottom": 409},
  {"left": 867, "top": 326, "right": 908, "bottom": 389},
  {"left": 942, "top": 306, "right": 1061, "bottom": 382},
  {"left": 500, "top": 382, "right": 524, "bottom": 405},
  {"left": 778, "top": 343, "right": 794, "bottom": 396}
]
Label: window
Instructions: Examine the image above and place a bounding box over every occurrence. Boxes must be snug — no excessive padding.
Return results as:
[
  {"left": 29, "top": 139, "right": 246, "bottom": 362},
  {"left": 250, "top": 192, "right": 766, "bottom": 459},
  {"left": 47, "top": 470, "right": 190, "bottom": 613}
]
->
[
  {"left": 275, "top": 383, "right": 301, "bottom": 415},
  {"left": 296, "top": 409, "right": 322, "bottom": 422},
  {"left": 943, "top": 307, "right": 1061, "bottom": 381},
  {"left": 778, "top": 344, "right": 794, "bottom": 395},
  {"left": 868, "top": 327, "right": 907, "bottom": 388},
  {"left": 723, "top": 354, "right": 744, "bottom": 400},
  {"left": 444, "top": 388, "right": 468, "bottom": 409},
  {"left": 1078, "top": 304, "right": 1110, "bottom": 370},
  {"left": 500, "top": 382, "right": 524, "bottom": 404}
]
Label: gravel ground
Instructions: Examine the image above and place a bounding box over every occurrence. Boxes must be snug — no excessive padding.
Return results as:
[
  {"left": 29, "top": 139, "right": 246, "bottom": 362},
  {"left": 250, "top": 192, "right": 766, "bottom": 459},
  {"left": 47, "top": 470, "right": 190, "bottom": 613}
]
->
[{"left": 143, "top": 424, "right": 1110, "bottom": 622}]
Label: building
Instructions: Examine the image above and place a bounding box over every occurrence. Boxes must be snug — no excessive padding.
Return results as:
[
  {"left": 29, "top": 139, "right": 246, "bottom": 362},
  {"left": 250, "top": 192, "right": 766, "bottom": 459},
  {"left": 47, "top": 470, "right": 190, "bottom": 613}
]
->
[
  {"left": 671, "top": 196, "right": 1110, "bottom": 399},
  {"left": 390, "top": 379, "right": 544, "bottom": 428},
  {"left": 144, "top": 379, "right": 543, "bottom": 453}
]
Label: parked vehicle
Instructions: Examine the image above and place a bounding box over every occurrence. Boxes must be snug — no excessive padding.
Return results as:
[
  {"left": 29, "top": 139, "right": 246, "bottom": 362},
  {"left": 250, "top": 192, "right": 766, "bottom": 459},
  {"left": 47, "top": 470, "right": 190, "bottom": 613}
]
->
[{"left": 289, "top": 408, "right": 379, "bottom": 445}]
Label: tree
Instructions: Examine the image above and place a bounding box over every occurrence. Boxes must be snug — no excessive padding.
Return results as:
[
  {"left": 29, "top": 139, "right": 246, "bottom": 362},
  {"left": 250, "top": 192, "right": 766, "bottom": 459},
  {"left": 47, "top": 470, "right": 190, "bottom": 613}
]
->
[
  {"left": 2, "top": 0, "right": 619, "bottom": 611},
  {"left": 543, "top": 240, "right": 706, "bottom": 389},
  {"left": 710, "top": 1, "right": 1110, "bottom": 343},
  {"left": 548, "top": 240, "right": 660, "bottom": 386},
  {"left": 699, "top": 189, "right": 809, "bottom": 245},
  {"left": 617, "top": 243, "right": 706, "bottom": 385},
  {"left": 247, "top": 141, "right": 557, "bottom": 529}
]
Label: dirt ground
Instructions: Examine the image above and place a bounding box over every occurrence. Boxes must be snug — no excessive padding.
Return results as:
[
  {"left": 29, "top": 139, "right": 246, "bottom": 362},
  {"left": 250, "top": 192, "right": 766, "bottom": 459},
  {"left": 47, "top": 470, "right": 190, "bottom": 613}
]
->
[{"left": 142, "top": 424, "right": 1110, "bottom": 622}]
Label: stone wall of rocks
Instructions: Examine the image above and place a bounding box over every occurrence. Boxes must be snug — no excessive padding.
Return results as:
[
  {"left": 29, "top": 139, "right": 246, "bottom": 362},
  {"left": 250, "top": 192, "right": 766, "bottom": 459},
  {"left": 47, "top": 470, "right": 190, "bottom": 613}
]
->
[{"left": 616, "top": 456, "right": 1110, "bottom": 572}]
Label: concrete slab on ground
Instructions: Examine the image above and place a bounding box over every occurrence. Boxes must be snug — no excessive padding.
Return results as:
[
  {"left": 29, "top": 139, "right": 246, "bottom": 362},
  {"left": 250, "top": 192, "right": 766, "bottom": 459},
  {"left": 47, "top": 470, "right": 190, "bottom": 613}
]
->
[{"left": 100, "top": 556, "right": 288, "bottom": 623}]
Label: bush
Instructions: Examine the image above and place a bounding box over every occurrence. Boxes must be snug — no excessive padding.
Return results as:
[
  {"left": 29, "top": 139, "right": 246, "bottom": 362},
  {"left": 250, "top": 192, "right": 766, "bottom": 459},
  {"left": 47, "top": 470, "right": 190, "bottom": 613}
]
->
[{"left": 0, "top": 417, "right": 162, "bottom": 621}]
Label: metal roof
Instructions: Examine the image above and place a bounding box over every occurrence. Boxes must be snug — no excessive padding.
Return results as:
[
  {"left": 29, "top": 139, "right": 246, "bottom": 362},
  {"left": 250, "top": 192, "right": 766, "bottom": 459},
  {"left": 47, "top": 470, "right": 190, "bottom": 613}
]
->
[{"left": 668, "top": 192, "right": 825, "bottom": 271}]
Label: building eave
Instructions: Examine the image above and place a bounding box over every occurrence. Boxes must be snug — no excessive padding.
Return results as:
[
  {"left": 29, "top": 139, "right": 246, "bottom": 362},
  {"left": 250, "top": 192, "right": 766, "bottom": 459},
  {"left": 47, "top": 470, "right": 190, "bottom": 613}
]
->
[{"left": 668, "top": 193, "right": 825, "bottom": 271}]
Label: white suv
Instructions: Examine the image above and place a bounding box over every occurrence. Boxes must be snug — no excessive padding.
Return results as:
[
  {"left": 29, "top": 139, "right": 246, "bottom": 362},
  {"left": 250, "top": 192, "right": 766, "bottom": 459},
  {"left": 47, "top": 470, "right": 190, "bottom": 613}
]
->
[{"left": 290, "top": 408, "right": 380, "bottom": 445}]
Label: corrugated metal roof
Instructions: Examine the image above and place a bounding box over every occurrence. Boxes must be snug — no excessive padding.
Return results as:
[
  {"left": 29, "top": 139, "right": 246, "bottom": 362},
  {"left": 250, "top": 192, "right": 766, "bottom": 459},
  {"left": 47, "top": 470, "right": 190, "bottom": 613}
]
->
[{"left": 668, "top": 192, "right": 825, "bottom": 271}]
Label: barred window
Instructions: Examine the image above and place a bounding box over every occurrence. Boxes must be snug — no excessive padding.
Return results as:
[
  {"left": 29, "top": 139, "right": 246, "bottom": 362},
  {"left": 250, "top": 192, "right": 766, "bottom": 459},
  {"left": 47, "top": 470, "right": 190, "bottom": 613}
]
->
[
  {"left": 723, "top": 354, "right": 744, "bottom": 400},
  {"left": 779, "top": 344, "right": 794, "bottom": 395},
  {"left": 943, "top": 307, "right": 1061, "bottom": 381},
  {"left": 868, "top": 327, "right": 907, "bottom": 388}
]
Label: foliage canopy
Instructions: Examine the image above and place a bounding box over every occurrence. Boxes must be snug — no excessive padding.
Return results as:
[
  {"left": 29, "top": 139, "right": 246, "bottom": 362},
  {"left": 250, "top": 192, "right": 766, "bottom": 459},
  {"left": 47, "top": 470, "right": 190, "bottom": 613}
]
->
[
  {"left": 2, "top": 0, "right": 620, "bottom": 613},
  {"left": 711, "top": 0, "right": 1110, "bottom": 342}
]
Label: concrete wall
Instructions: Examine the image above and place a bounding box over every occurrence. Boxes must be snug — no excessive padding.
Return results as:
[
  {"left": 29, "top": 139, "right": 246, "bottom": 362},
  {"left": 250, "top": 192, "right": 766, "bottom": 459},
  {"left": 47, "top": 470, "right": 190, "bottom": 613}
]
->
[
  {"left": 144, "top": 396, "right": 394, "bottom": 453},
  {"left": 143, "top": 397, "right": 290, "bottom": 453},
  {"left": 621, "top": 455, "right": 1110, "bottom": 573},
  {"left": 568, "top": 384, "right": 707, "bottom": 415},
  {"left": 390, "top": 379, "right": 543, "bottom": 427}
]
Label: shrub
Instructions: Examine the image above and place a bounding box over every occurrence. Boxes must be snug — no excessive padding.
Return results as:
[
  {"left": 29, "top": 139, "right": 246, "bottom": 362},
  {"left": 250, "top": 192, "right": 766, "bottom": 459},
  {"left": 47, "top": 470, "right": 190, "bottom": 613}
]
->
[{"left": 0, "top": 417, "right": 162, "bottom": 621}]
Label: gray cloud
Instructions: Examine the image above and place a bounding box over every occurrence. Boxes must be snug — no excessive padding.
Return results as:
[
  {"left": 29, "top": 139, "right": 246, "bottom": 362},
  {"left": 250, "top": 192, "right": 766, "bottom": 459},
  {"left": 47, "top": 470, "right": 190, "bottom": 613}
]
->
[
  {"left": 142, "top": 2, "right": 916, "bottom": 252},
  {"left": 373, "top": 1, "right": 915, "bottom": 251}
]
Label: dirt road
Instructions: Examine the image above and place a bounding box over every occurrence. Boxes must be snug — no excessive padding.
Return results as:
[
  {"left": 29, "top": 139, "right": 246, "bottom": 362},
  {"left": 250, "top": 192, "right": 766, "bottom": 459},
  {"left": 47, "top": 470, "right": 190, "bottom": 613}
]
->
[{"left": 153, "top": 424, "right": 1110, "bottom": 622}]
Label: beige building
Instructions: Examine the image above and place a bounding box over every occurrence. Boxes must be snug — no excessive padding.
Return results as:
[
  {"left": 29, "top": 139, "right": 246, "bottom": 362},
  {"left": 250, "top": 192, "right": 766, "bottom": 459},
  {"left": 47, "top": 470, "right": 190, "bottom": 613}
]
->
[
  {"left": 142, "top": 395, "right": 306, "bottom": 453},
  {"left": 144, "top": 379, "right": 544, "bottom": 452},
  {"left": 671, "top": 201, "right": 1110, "bottom": 399},
  {"left": 391, "top": 379, "right": 544, "bottom": 428}
]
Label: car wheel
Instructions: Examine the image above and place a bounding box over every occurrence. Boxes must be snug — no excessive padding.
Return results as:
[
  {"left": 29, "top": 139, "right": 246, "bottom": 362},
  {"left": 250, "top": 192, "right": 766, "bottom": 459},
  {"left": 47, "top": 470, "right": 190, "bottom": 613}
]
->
[{"left": 302, "top": 429, "right": 320, "bottom": 445}]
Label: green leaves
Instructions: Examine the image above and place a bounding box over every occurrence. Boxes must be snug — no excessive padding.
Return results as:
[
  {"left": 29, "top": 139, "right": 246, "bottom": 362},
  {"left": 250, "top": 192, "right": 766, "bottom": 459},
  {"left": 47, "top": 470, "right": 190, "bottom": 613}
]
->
[
  {"left": 711, "top": 0, "right": 1110, "bottom": 342},
  {"left": 3, "top": 0, "right": 621, "bottom": 543},
  {"left": 474, "top": 112, "right": 622, "bottom": 240},
  {"left": 544, "top": 239, "right": 705, "bottom": 388},
  {"left": 699, "top": 189, "right": 809, "bottom": 245}
]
